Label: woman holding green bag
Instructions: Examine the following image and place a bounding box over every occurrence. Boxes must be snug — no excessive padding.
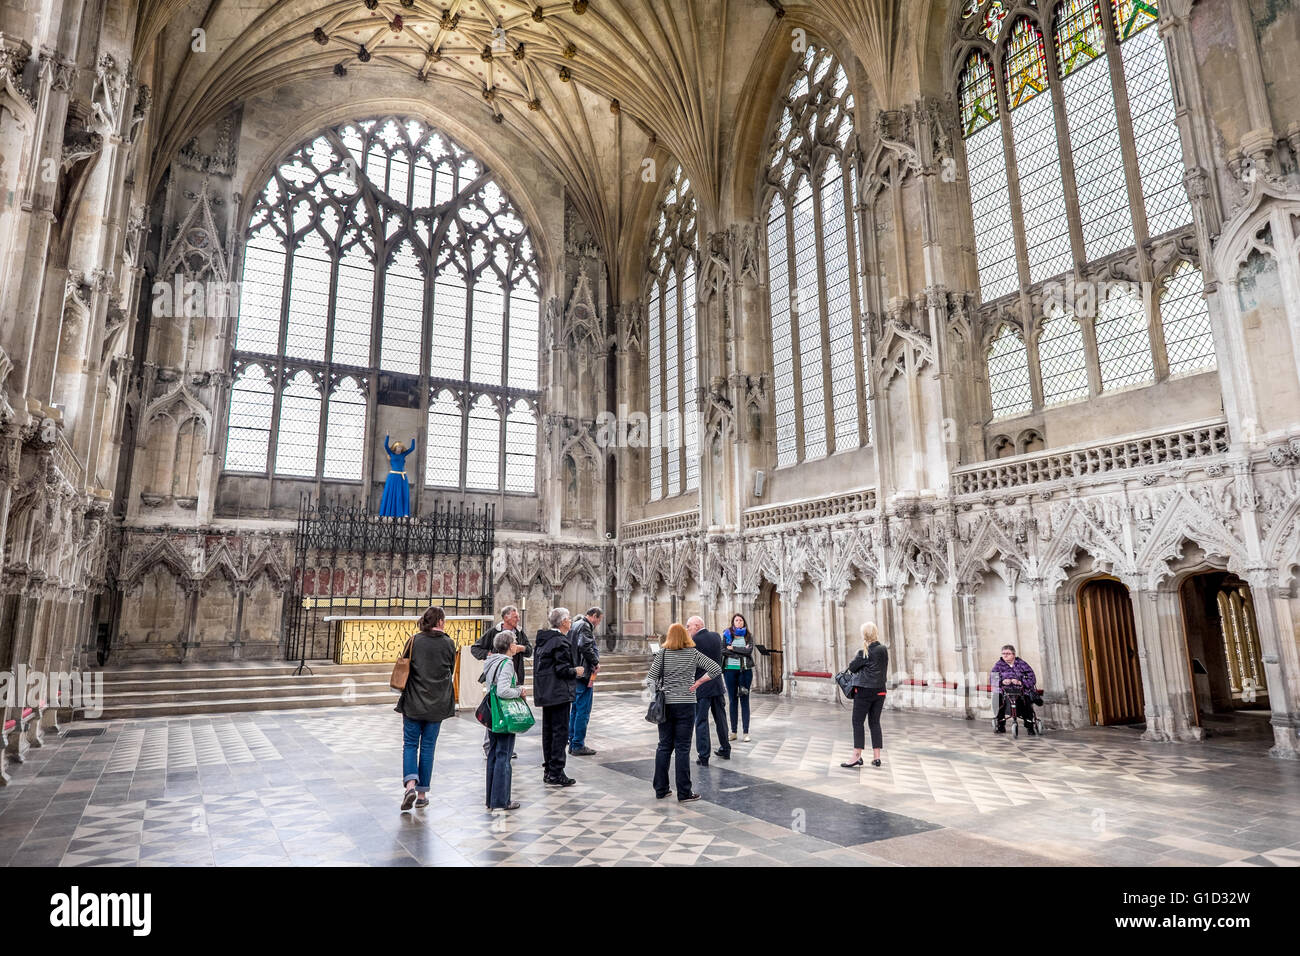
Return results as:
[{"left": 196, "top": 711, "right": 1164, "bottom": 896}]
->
[{"left": 482, "top": 630, "right": 531, "bottom": 811}]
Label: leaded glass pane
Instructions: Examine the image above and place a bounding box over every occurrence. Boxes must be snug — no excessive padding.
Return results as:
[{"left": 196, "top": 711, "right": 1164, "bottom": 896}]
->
[
  {"left": 649, "top": 282, "right": 663, "bottom": 499},
  {"left": 683, "top": 257, "right": 699, "bottom": 491},
  {"left": 960, "top": 50, "right": 999, "bottom": 136},
  {"left": 465, "top": 396, "right": 500, "bottom": 491},
  {"left": 505, "top": 401, "right": 536, "bottom": 493},
  {"left": 1057, "top": 2, "right": 1136, "bottom": 260},
  {"left": 966, "top": 120, "right": 1019, "bottom": 300},
  {"left": 431, "top": 272, "right": 466, "bottom": 379},
  {"left": 1160, "top": 261, "right": 1216, "bottom": 375},
  {"left": 1119, "top": 19, "right": 1193, "bottom": 237},
  {"left": 767, "top": 208, "right": 797, "bottom": 468},
  {"left": 664, "top": 270, "right": 682, "bottom": 497},
  {"left": 792, "top": 178, "right": 826, "bottom": 461},
  {"left": 988, "top": 325, "right": 1034, "bottom": 418},
  {"left": 333, "top": 247, "right": 373, "bottom": 366},
  {"left": 322, "top": 376, "right": 366, "bottom": 479},
  {"left": 820, "top": 159, "right": 860, "bottom": 453},
  {"left": 1005, "top": 18, "right": 1050, "bottom": 110},
  {"left": 1112, "top": 0, "right": 1159, "bottom": 41},
  {"left": 1096, "top": 285, "right": 1155, "bottom": 389},
  {"left": 507, "top": 287, "right": 540, "bottom": 391},
  {"left": 236, "top": 233, "right": 285, "bottom": 354},
  {"left": 381, "top": 242, "right": 423, "bottom": 373},
  {"left": 1038, "top": 306, "right": 1090, "bottom": 405},
  {"left": 225, "top": 365, "right": 273, "bottom": 472},
  {"left": 425, "top": 390, "right": 462, "bottom": 487},
  {"left": 275, "top": 371, "right": 322, "bottom": 476},
  {"left": 1010, "top": 83, "right": 1072, "bottom": 283},
  {"left": 469, "top": 278, "right": 504, "bottom": 386}
]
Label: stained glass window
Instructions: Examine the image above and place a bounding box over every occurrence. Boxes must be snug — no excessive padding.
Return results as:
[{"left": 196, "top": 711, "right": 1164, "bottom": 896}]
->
[
  {"left": 1056, "top": 0, "right": 1135, "bottom": 260},
  {"left": 961, "top": 52, "right": 1019, "bottom": 300},
  {"left": 1096, "top": 285, "right": 1155, "bottom": 390},
  {"left": 1007, "top": 19, "right": 1072, "bottom": 283},
  {"left": 1160, "top": 261, "right": 1216, "bottom": 375},
  {"left": 792, "top": 178, "right": 827, "bottom": 461},
  {"left": 1037, "top": 305, "right": 1090, "bottom": 404},
  {"left": 645, "top": 164, "right": 697, "bottom": 500},
  {"left": 229, "top": 117, "right": 540, "bottom": 492},
  {"left": 820, "top": 156, "right": 860, "bottom": 452},
  {"left": 322, "top": 376, "right": 366, "bottom": 479},
  {"left": 767, "top": 206, "right": 797, "bottom": 468},
  {"left": 987, "top": 325, "right": 1034, "bottom": 418},
  {"left": 1114, "top": 1, "right": 1193, "bottom": 236}
]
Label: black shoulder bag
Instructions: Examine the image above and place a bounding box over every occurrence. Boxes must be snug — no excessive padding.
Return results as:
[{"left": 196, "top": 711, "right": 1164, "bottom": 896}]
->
[{"left": 644, "top": 652, "right": 668, "bottom": 724}]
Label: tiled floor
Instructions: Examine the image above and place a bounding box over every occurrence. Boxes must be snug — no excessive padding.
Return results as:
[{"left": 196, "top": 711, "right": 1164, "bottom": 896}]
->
[{"left": 1, "top": 693, "right": 1298, "bottom": 866}]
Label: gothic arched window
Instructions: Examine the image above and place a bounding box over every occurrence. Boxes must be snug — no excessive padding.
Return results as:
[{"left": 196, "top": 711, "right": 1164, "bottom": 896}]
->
[
  {"left": 763, "top": 42, "right": 866, "bottom": 469},
  {"left": 226, "top": 117, "right": 541, "bottom": 494},
  {"left": 957, "top": 2, "right": 1215, "bottom": 425},
  {"left": 645, "top": 164, "right": 699, "bottom": 501}
]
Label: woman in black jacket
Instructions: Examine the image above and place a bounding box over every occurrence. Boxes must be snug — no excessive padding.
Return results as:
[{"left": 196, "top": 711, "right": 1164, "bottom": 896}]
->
[
  {"left": 841, "top": 621, "right": 888, "bottom": 769},
  {"left": 397, "top": 606, "right": 458, "bottom": 810},
  {"left": 532, "top": 607, "right": 586, "bottom": 787}
]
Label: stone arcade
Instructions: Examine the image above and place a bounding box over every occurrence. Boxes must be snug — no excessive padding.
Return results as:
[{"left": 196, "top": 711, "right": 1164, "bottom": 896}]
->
[{"left": 2, "top": 0, "right": 1300, "bottom": 796}]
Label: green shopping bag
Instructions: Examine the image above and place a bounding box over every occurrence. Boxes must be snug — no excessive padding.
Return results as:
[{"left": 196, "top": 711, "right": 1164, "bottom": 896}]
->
[{"left": 488, "top": 664, "right": 536, "bottom": 734}]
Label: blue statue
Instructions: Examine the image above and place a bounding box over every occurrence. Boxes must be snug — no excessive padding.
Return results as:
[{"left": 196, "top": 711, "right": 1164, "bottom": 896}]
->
[{"left": 379, "top": 435, "right": 416, "bottom": 517}]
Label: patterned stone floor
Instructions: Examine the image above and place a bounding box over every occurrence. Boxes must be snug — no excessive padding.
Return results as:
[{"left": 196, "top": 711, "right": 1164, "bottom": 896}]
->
[{"left": 1, "top": 693, "right": 1298, "bottom": 867}]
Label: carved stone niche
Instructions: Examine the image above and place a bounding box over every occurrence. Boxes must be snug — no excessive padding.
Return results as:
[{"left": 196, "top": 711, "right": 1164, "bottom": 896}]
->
[
  {"left": 175, "top": 496, "right": 198, "bottom": 510},
  {"left": 139, "top": 493, "right": 164, "bottom": 508}
]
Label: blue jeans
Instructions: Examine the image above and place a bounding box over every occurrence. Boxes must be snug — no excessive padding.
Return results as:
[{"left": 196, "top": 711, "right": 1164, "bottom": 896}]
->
[
  {"left": 486, "top": 731, "right": 515, "bottom": 808},
  {"left": 568, "top": 681, "right": 594, "bottom": 750},
  {"left": 723, "top": 669, "right": 752, "bottom": 733},
  {"left": 402, "top": 717, "right": 441, "bottom": 793}
]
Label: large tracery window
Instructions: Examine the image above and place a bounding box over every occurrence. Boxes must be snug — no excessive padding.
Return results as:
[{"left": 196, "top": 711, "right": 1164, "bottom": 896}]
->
[
  {"left": 226, "top": 117, "right": 540, "bottom": 494},
  {"left": 763, "top": 43, "right": 867, "bottom": 469},
  {"left": 645, "top": 165, "right": 699, "bottom": 502},
  {"left": 957, "top": 1, "right": 1216, "bottom": 425}
]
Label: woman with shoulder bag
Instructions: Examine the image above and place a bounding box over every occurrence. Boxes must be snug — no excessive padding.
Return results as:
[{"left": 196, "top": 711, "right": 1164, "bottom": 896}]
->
[
  {"left": 482, "top": 630, "right": 527, "bottom": 812},
  {"left": 841, "top": 621, "right": 888, "bottom": 769},
  {"left": 648, "top": 623, "right": 723, "bottom": 802},
  {"left": 396, "top": 606, "right": 457, "bottom": 810}
]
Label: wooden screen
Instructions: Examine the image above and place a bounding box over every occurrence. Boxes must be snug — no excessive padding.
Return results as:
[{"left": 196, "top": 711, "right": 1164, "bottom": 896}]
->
[{"left": 1078, "top": 578, "right": 1145, "bottom": 724}]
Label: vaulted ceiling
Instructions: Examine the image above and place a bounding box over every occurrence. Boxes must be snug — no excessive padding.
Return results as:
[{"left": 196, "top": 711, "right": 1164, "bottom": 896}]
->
[{"left": 136, "top": 0, "right": 948, "bottom": 296}]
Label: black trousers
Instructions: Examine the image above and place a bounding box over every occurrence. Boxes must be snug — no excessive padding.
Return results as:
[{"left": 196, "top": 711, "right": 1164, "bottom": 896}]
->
[
  {"left": 995, "top": 693, "right": 1035, "bottom": 729},
  {"left": 851, "top": 689, "right": 885, "bottom": 750},
  {"left": 653, "top": 703, "right": 695, "bottom": 798},
  {"left": 541, "top": 702, "right": 572, "bottom": 778},
  {"left": 695, "top": 694, "right": 730, "bottom": 760}
]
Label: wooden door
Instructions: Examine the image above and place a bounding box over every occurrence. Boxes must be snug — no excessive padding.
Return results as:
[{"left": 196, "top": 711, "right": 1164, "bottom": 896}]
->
[
  {"left": 769, "top": 591, "right": 784, "bottom": 694},
  {"left": 1078, "top": 579, "right": 1145, "bottom": 725}
]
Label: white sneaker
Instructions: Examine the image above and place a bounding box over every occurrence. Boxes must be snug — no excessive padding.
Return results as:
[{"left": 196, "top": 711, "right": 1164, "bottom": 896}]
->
[
  {"left": 728, "top": 732, "right": 737, "bottom": 741},
  {"left": 743, "top": 733, "right": 751, "bottom": 742}
]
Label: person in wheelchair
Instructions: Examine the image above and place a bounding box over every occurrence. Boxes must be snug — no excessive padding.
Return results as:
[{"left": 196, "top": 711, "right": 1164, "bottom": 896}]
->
[{"left": 991, "top": 644, "right": 1039, "bottom": 734}]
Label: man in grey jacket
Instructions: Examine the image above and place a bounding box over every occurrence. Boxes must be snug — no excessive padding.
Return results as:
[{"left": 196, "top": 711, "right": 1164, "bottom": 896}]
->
[{"left": 567, "top": 607, "right": 603, "bottom": 756}]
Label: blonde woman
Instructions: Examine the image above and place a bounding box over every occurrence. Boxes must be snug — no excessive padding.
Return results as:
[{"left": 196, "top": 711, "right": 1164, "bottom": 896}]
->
[
  {"left": 648, "top": 623, "right": 723, "bottom": 801},
  {"left": 841, "top": 622, "right": 888, "bottom": 769}
]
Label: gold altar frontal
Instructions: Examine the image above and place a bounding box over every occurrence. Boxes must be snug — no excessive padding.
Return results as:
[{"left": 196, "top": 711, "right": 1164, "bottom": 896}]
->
[{"left": 326, "top": 615, "right": 491, "bottom": 664}]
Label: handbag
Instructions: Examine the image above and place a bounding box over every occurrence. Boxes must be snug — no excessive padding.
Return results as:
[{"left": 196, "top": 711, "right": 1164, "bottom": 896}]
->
[
  {"left": 834, "top": 669, "right": 855, "bottom": 700},
  {"left": 487, "top": 661, "right": 536, "bottom": 734},
  {"left": 475, "top": 658, "right": 505, "bottom": 727},
  {"left": 644, "top": 652, "right": 668, "bottom": 724},
  {"left": 390, "top": 636, "right": 417, "bottom": 691}
]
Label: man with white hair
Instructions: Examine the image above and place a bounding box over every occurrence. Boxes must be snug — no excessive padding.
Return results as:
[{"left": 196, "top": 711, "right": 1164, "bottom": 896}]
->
[
  {"left": 686, "top": 616, "right": 730, "bottom": 765},
  {"left": 533, "top": 606, "right": 585, "bottom": 786}
]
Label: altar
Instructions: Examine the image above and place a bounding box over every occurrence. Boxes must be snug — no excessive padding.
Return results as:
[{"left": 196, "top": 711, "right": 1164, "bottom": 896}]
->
[{"left": 325, "top": 614, "right": 493, "bottom": 707}]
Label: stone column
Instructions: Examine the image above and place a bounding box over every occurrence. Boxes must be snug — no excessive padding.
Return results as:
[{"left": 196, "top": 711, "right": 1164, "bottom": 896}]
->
[{"left": 1245, "top": 569, "right": 1300, "bottom": 758}]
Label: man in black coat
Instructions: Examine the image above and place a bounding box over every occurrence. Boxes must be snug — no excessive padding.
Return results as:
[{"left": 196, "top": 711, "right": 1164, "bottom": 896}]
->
[
  {"left": 686, "top": 616, "right": 730, "bottom": 765},
  {"left": 566, "top": 607, "right": 602, "bottom": 756},
  {"left": 532, "top": 607, "right": 585, "bottom": 786},
  {"left": 471, "top": 605, "right": 531, "bottom": 756}
]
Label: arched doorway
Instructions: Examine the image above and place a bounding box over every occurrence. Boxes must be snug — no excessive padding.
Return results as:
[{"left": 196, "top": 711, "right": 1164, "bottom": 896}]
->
[
  {"left": 1078, "top": 577, "right": 1145, "bottom": 725},
  {"left": 1179, "top": 571, "right": 1270, "bottom": 731}
]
